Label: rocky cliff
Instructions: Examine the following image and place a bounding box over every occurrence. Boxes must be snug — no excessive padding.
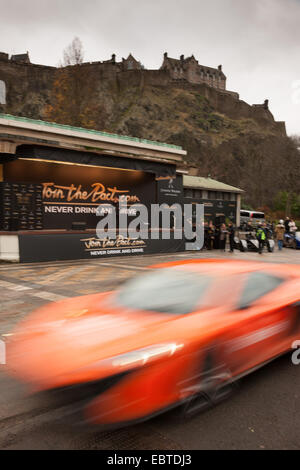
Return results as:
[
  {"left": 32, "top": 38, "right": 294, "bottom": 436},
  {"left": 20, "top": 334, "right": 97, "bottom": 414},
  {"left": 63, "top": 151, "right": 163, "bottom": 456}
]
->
[{"left": 0, "top": 58, "right": 296, "bottom": 208}]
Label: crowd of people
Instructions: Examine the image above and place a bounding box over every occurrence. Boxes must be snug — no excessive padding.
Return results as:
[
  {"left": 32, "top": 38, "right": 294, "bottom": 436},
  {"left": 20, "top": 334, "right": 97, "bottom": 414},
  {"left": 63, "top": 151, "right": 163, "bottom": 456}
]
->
[
  {"left": 283, "top": 217, "right": 298, "bottom": 234},
  {"left": 204, "top": 221, "right": 236, "bottom": 253},
  {"left": 274, "top": 217, "right": 298, "bottom": 251},
  {"left": 203, "top": 217, "right": 298, "bottom": 254}
]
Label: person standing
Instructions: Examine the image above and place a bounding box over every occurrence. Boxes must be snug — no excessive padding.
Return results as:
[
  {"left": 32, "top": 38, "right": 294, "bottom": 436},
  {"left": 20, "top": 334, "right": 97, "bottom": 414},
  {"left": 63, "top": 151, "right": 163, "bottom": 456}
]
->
[
  {"left": 207, "top": 221, "right": 215, "bottom": 250},
  {"left": 289, "top": 219, "right": 298, "bottom": 233},
  {"left": 285, "top": 217, "right": 290, "bottom": 233},
  {"left": 275, "top": 220, "right": 285, "bottom": 251},
  {"left": 219, "top": 223, "right": 227, "bottom": 251},
  {"left": 204, "top": 222, "right": 209, "bottom": 250},
  {"left": 266, "top": 220, "right": 274, "bottom": 237},
  {"left": 228, "top": 223, "right": 235, "bottom": 252},
  {"left": 256, "top": 223, "right": 266, "bottom": 254}
]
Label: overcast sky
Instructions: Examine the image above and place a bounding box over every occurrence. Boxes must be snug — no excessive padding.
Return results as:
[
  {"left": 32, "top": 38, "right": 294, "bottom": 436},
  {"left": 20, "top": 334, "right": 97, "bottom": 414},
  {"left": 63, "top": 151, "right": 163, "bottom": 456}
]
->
[{"left": 1, "top": 0, "right": 300, "bottom": 135}]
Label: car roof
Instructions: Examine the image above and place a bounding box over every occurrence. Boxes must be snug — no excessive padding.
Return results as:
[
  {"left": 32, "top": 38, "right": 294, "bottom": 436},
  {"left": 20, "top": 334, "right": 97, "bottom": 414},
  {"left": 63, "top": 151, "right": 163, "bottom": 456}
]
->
[
  {"left": 240, "top": 211, "right": 265, "bottom": 215},
  {"left": 150, "top": 259, "right": 299, "bottom": 278}
]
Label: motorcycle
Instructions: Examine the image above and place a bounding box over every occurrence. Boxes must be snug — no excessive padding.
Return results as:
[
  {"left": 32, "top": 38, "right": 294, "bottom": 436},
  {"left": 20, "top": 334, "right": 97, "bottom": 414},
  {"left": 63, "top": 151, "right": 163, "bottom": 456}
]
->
[
  {"left": 284, "top": 232, "right": 300, "bottom": 250},
  {"left": 236, "top": 230, "right": 275, "bottom": 253}
]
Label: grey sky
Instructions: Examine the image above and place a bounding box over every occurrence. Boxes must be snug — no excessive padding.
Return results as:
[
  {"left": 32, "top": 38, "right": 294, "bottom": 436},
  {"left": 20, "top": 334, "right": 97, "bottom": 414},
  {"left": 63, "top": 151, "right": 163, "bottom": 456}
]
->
[{"left": 1, "top": 0, "right": 300, "bottom": 134}]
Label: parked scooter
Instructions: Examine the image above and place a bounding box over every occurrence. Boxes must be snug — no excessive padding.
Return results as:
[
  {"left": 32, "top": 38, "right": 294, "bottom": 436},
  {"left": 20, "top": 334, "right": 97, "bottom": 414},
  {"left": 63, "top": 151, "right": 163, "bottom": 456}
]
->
[
  {"left": 284, "top": 232, "right": 300, "bottom": 250},
  {"left": 235, "top": 231, "right": 254, "bottom": 252},
  {"left": 266, "top": 238, "right": 275, "bottom": 252},
  {"left": 236, "top": 235, "right": 248, "bottom": 252},
  {"left": 236, "top": 229, "right": 275, "bottom": 253},
  {"left": 246, "top": 231, "right": 260, "bottom": 251}
]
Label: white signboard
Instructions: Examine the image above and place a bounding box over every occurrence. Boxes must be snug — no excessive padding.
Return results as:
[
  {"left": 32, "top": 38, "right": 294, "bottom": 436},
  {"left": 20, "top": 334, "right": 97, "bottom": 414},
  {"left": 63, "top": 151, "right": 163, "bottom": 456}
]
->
[
  {"left": 0, "top": 80, "right": 6, "bottom": 105},
  {"left": 0, "top": 339, "right": 6, "bottom": 365}
]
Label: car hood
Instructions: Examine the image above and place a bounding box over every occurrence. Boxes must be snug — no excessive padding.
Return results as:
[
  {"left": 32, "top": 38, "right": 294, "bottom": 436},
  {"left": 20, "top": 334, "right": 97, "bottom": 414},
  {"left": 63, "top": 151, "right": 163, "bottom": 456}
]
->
[{"left": 6, "top": 292, "right": 177, "bottom": 390}]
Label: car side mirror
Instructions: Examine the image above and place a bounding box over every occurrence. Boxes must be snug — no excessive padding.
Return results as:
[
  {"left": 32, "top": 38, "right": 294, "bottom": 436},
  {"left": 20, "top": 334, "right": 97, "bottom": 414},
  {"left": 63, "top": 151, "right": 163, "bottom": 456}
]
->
[
  {"left": 291, "top": 302, "right": 300, "bottom": 310},
  {"left": 237, "top": 303, "right": 251, "bottom": 311}
]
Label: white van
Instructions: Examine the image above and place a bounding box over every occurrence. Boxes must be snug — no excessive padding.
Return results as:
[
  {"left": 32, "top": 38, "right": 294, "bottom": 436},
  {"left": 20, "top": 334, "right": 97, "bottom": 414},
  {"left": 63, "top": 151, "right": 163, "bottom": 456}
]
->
[{"left": 240, "top": 210, "right": 265, "bottom": 228}]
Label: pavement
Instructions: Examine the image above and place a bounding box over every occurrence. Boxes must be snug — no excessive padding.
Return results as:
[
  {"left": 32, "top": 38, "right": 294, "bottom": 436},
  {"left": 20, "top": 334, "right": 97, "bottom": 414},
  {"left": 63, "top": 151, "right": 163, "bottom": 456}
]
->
[{"left": 0, "top": 246, "right": 299, "bottom": 449}]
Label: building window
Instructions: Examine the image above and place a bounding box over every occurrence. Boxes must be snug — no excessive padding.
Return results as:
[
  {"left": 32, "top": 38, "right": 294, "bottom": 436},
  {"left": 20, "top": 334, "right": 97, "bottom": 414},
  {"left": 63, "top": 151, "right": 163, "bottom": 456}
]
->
[
  {"left": 0, "top": 80, "right": 6, "bottom": 105},
  {"left": 184, "top": 188, "right": 193, "bottom": 198},
  {"left": 193, "top": 189, "right": 202, "bottom": 199},
  {"left": 184, "top": 188, "right": 203, "bottom": 199},
  {"left": 208, "top": 191, "right": 217, "bottom": 200},
  {"left": 223, "top": 192, "right": 230, "bottom": 201},
  {"left": 230, "top": 193, "right": 237, "bottom": 201}
]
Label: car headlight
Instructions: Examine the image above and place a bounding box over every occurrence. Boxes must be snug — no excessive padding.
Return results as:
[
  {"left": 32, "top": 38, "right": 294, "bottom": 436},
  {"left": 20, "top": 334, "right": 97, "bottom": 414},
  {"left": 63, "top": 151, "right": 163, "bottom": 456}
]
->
[
  {"left": 77, "top": 343, "right": 184, "bottom": 375},
  {"left": 111, "top": 343, "right": 184, "bottom": 368}
]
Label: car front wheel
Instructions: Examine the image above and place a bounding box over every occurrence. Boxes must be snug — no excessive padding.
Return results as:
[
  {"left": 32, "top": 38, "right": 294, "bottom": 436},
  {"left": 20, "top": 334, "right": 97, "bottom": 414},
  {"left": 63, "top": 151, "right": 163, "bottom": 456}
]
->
[{"left": 181, "top": 350, "right": 235, "bottom": 419}]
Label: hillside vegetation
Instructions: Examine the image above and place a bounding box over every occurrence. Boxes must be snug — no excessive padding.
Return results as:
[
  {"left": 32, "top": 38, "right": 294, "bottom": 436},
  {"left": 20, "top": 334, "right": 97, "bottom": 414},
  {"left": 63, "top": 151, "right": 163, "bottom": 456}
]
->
[
  {"left": 65, "top": 81, "right": 297, "bottom": 212},
  {"left": 1, "top": 59, "right": 298, "bottom": 213}
]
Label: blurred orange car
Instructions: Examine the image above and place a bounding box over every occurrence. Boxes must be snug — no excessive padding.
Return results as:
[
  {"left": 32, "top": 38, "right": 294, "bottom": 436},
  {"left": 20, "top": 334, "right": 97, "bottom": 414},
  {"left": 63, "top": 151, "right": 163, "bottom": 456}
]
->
[{"left": 6, "top": 259, "right": 300, "bottom": 428}]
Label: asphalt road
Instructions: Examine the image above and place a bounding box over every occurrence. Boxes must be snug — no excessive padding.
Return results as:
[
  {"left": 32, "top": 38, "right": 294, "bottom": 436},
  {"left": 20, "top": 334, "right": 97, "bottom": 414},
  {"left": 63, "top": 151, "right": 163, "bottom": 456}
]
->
[{"left": 0, "top": 247, "right": 299, "bottom": 450}]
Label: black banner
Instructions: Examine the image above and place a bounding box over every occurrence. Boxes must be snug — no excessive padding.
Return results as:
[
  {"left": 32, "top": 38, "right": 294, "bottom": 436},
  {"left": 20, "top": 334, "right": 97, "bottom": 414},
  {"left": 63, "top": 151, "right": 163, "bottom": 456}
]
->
[
  {"left": 0, "top": 182, "right": 43, "bottom": 231},
  {"left": 2, "top": 160, "right": 157, "bottom": 230},
  {"left": 0, "top": 153, "right": 18, "bottom": 163},
  {"left": 183, "top": 198, "right": 237, "bottom": 224},
  {"left": 16, "top": 145, "right": 177, "bottom": 178},
  {"left": 1, "top": 450, "right": 262, "bottom": 467},
  {"left": 18, "top": 232, "right": 186, "bottom": 263},
  {"left": 41, "top": 179, "right": 155, "bottom": 230},
  {"left": 157, "top": 175, "right": 183, "bottom": 203}
]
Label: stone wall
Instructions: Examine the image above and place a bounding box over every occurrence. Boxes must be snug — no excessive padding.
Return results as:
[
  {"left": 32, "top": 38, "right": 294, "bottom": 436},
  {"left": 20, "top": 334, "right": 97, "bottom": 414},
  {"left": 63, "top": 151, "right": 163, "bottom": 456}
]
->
[
  {"left": 0, "top": 53, "right": 286, "bottom": 137},
  {"left": 0, "top": 58, "right": 55, "bottom": 118},
  {"left": 0, "top": 51, "right": 230, "bottom": 119}
]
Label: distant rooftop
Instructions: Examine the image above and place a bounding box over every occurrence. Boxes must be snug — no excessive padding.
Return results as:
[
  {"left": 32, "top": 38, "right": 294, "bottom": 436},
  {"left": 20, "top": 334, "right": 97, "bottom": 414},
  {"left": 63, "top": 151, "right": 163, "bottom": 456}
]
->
[
  {"left": 10, "top": 53, "right": 30, "bottom": 64},
  {"left": 183, "top": 175, "right": 244, "bottom": 193},
  {"left": 0, "top": 113, "right": 183, "bottom": 151}
]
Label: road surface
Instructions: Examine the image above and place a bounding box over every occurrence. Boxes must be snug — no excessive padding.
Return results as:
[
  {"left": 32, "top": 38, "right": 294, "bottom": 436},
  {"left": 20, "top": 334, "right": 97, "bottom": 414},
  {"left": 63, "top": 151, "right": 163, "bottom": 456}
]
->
[{"left": 0, "top": 247, "right": 299, "bottom": 449}]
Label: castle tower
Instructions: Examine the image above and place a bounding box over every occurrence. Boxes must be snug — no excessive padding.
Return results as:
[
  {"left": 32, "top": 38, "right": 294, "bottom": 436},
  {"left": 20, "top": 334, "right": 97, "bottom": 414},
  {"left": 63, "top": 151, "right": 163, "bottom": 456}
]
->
[{"left": 160, "top": 53, "right": 226, "bottom": 90}]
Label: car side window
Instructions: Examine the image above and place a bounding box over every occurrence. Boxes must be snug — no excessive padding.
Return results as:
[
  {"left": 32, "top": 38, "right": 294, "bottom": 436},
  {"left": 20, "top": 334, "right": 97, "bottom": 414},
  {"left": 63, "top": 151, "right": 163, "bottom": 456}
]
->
[{"left": 237, "top": 272, "right": 284, "bottom": 310}]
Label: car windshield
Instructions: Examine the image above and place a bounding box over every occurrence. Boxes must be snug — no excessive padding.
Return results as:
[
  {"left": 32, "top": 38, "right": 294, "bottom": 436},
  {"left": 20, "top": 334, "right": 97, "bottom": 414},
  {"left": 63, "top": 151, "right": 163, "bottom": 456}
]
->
[
  {"left": 116, "top": 268, "right": 212, "bottom": 315},
  {"left": 252, "top": 213, "right": 265, "bottom": 219}
]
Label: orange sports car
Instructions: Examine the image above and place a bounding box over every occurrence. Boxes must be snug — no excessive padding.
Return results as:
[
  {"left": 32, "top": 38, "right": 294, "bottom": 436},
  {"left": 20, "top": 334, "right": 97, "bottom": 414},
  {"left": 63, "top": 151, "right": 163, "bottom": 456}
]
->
[{"left": 6, "top": 259, "right": 300, "bottom": 428}]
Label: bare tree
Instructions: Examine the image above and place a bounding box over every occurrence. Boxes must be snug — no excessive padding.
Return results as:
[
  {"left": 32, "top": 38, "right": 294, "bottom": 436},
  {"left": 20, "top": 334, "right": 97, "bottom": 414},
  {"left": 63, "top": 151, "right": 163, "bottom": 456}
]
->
[
  {"left": 290, "top": 134, "right": 300, "bottom": 147},
  {"left": 44, "top": 37, "right": 99, "bottom": 129},
  {"left": 63, "top": 37, "right": 84, "bottom": 66}
]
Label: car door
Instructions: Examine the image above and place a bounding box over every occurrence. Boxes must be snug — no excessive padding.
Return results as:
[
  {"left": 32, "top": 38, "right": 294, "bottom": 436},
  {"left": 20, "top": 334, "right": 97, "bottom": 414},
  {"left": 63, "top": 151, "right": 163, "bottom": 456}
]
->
[{"left": 222, "top": 271, "right": 288, "bottom": 377}]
